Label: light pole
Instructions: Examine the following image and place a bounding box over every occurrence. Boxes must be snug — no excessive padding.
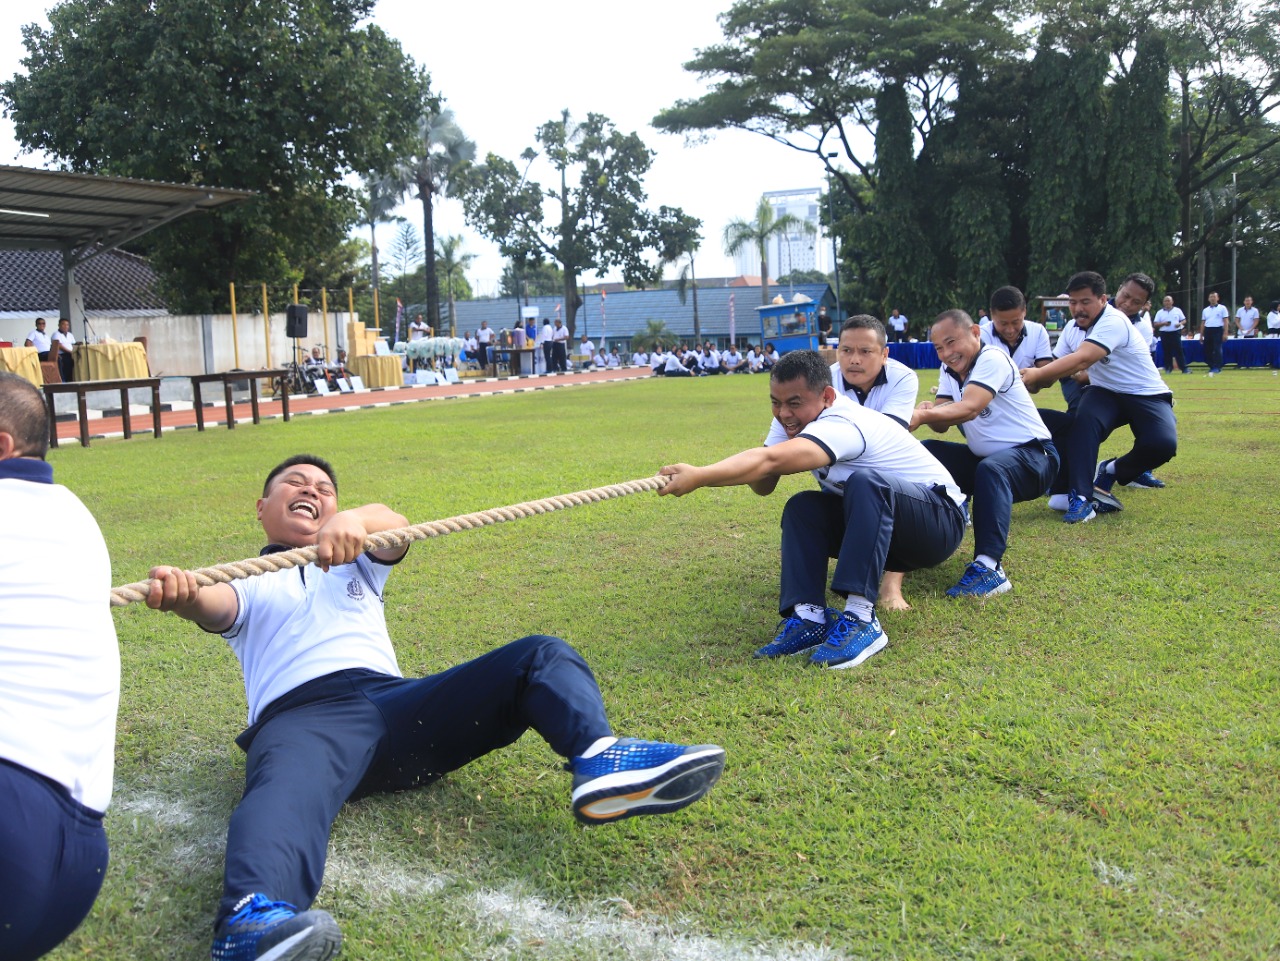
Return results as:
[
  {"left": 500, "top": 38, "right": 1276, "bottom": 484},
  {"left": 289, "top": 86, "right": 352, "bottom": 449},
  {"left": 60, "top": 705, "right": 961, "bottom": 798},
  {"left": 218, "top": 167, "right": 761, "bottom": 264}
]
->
[
  {"left": 1229, "top": 172, "right": 1242, "bottom": 324},
  {"left": 825, "top": 152, "right": 841, "bottom": 319}
]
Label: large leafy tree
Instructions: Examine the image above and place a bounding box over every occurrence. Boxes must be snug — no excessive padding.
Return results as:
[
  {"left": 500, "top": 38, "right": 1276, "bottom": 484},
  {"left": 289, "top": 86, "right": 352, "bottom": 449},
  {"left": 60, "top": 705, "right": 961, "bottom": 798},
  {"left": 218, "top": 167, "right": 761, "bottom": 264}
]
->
[
  {"left": 382, "top": 101, "right": 476, "bottom": 331},
  {"left": 1, "top": 0, "right": 424, "bottom": 312},
  {"left": 723, "top": 195, "right": 815, "bottom": 305},
  {"left": 654, "top": 0, "right": 1024, "bottom": 211},
  {"left": 459, "top": 110, "right": 693, "bottom": 335}
]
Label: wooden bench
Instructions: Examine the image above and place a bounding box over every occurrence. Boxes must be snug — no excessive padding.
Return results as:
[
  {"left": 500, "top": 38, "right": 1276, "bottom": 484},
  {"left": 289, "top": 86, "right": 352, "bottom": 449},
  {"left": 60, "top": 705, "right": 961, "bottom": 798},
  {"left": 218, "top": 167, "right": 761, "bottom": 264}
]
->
[
  {"left": 44, "top": 378, "right": 162, "bottom": 449},
  {"left": 190, "top": 370, "right": 290, "bottom": 431}
]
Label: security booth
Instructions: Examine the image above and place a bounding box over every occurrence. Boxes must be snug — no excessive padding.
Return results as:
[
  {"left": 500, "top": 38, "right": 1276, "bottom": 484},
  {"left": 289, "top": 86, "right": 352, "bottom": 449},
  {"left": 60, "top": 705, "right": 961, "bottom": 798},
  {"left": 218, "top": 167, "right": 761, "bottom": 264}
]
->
[{"left": 757, "top": 297, "right": 822, "bottom": 354}]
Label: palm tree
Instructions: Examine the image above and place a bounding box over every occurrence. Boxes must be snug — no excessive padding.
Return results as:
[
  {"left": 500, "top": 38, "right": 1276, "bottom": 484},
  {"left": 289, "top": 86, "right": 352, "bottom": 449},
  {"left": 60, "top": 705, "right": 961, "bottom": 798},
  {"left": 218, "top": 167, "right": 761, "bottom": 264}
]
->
[
  {"left": 357, "top": 175, "right": 402, "bottom": 328},
  {"left": 631, "top": 319, "right": 676, "bottom": 352},
  {"left": 723, "top": 195, "right": 816, "bottom": 305},
  {"left": 385, "top": 101, "right": 476, "bottom": 332},
  {"left": 675, "top": 256, "right": 701, "bottom": 344},
  {"left": 435, "top": 234, "right": 476, "bottom": 337}
]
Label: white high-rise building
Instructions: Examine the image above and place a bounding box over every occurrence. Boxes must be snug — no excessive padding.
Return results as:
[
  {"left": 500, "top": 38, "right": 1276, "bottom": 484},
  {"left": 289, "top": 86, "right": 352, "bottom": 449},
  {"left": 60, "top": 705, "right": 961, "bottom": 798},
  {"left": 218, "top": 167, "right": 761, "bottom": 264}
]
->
[{"left": 731, "top": 188, "right": 829, "bottom": 283}]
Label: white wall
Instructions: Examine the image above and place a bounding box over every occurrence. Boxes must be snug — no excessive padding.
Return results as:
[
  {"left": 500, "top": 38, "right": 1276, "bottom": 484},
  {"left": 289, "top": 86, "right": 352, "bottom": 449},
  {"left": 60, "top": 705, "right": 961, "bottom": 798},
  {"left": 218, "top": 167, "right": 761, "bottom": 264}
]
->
[{"left": 1, "top": 311, "right": 358, "bottom": 375}]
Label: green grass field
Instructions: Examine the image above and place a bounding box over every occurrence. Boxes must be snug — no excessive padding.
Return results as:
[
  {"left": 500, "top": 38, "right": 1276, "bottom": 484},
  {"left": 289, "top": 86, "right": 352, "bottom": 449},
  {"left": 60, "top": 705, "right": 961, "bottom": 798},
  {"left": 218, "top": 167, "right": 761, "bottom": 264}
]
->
[{"left": 45, "top": 369, "right": 1280, "bottom": 959}]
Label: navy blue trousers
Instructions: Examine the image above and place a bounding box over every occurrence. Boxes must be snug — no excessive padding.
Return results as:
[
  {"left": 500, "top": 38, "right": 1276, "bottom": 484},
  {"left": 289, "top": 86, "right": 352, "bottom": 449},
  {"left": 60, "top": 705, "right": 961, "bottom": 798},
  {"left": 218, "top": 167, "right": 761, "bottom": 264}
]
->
[
  {"left": 779, "top": 469, "right": 966, "bottom": 611},
  {"left": 1202, "top": 327, "right": 1224, "bottom": 369},
  {"left": 219, "top": 635, "right": 609, "bottom": 925},
  {"left": 923, "top": 440, "right": 1058, "bottom": 563},
  {"left": 0, "top": 760, "right": 109, "bottom": 961},
  {"left": 1037, "top": 408, "right": 1074, "bottom": 496},
  {"left": 1067, "top": 387, "right": 1177, "bottom": 494}
]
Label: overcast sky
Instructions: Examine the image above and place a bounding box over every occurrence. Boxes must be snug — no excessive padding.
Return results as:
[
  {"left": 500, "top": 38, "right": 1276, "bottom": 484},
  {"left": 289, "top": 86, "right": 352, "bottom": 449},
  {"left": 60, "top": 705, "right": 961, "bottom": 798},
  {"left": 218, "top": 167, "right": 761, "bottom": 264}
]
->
[{"left": 1, "top": 1, "right": 834, "bottom": 295}]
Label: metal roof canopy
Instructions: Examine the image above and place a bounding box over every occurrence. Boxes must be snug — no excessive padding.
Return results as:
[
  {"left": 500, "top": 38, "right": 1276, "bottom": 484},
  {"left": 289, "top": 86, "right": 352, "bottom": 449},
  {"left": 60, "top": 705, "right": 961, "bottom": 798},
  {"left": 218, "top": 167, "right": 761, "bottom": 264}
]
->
[{"left": 0, "top": 164, "right": 253, "bottom": 268}]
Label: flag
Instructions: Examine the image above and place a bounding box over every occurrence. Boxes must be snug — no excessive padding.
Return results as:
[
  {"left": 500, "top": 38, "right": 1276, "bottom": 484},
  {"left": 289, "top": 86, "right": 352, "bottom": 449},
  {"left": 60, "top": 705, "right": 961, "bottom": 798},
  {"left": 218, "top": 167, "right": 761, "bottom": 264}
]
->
[
  {"left": 394, "top": 298, "right": 404, "bottom": 345},
  {"left": 728, "top": 292, "right": 736, "bottom": 345},
  {"left": 600, "top": 290, "right": 607, "bottom": 341}
]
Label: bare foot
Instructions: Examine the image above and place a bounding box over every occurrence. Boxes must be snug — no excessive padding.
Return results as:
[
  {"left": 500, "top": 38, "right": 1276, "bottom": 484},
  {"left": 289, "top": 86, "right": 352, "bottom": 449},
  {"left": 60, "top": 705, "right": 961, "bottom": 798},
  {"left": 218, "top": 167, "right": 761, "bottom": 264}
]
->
[{"left": 879, "top": 571, "right": 911, "bottom": 611}]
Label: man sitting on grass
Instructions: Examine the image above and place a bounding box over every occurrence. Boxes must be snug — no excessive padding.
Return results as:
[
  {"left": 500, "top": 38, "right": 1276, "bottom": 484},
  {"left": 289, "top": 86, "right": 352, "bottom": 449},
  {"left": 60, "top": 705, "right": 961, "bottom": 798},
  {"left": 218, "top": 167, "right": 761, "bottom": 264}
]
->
[
  {"left": 910, "top": 310, "right": 1058, "bottom": 598},
  {"left": 145, "top": 455, "right": 725, "bottom": 961},
  {"left": 658, "top": 351, "right": 965, "bottom": 669}
]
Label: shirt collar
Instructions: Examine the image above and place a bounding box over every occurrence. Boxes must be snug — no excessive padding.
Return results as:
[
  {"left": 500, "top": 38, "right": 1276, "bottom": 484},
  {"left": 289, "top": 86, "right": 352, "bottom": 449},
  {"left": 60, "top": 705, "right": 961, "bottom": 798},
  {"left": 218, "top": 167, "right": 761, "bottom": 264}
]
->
[
  {"left": 842, "top": 365, "right": 888, "bottom": 402},
  {"left": 0, "top": 458, "right": 55, "bottom": 484}
]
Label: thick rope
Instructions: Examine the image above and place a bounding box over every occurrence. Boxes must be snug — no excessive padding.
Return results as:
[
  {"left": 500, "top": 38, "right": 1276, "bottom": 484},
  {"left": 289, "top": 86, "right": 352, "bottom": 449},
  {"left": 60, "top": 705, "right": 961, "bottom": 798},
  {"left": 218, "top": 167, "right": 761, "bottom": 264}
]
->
[{"left": 110, "top": 474, "right": 670, "bottom": 608}]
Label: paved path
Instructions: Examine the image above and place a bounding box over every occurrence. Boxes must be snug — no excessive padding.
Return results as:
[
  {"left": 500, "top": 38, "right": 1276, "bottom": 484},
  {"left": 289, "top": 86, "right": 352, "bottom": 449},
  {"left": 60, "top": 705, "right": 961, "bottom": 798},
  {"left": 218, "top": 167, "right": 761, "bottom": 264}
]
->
[{"left": 55, "top": 366, "right": 654, "bottom": 445}]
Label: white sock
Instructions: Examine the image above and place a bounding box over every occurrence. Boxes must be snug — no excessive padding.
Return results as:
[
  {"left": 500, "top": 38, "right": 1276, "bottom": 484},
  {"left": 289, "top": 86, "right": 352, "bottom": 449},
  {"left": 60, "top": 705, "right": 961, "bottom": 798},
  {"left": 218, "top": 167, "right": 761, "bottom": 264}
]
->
[
  {"left": 579, "top": 736, "right": 617, "bottom": 759},
  {"left": 976, "top": 554, "right": 1000, "bottom": 571},
  {"left": 844, "top": 595, "right": 874, "bottom": 622},
  {"left": 793, "top": 603, "right": 826, "bottom": 623},
  {"left": 1103, "top": 461, "right": 1116, "bottom": 475},
  {"left": 1048, "top": 494, "right": 1069, "bottom": 511}
]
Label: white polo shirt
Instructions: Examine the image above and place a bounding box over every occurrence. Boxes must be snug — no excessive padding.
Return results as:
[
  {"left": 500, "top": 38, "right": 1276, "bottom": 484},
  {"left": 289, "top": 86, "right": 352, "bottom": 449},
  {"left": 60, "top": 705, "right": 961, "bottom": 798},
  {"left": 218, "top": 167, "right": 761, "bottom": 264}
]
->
[
  {"left": 1132, "top": 313, "right": 1156, "bottom": 350},
  {"left": 937, "top": 346, "right": 1051, "bottom": 457},
  {"left": 25, "top": 328, "right": 52, "bottom": 352},
  {"left": 1053, "top": 320, "right": 1086, "bottom": 360},
  {"left": 580, "top": 340, "right": 595, "bottom": 357},
  {"left": 0, "top": 460, "right": 119, "bottom": 813},
  {"left": 1076, "top": 305, "right": 1171, "bottom": 396},
  {"left": 223, "top": 552, "right": 402, "bottom": 724},
  {"left": 52, "top": 329, "right": 77, "bottom": 352},
  {"left": 476, "top": 326, "right": 493, "bottom": 345},
  {"left": 829, "top": 358, "right": 919, "bottom": 427},
  {"left": 1153, "top": 307, "right": 1185, "bottom": 333},
  {"left": 888, "top": 314, "right": 908, "bottom": 332},
  {"left": 409, "top": 320, "right": 429, "bottom": 341},
  {"left": 552, "top": 324, "right": 569, "bottom": 344},
  {"left": 1268, "top": 310, "right": 1280, "bottom": 332},
  {"left": 1236, "top": 305, "right": 1259, "bottom": 334},
  {"left": 631, "top": 351, "right": 648, "bottom": 366},
  {"left": 980, "top": 320, "right": 1053, "bottom": 370},
  {"left": 1201, "top": 303, "right": 1228, "bottom": 328},
  {"left": 765, "top": 395, "right": 961, "bottom": 502}
]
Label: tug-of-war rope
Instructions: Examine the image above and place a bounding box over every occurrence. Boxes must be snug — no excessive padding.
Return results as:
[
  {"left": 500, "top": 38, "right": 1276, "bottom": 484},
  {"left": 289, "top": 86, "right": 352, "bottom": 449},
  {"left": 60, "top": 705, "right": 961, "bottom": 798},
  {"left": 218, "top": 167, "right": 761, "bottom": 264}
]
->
[{"left": 110, "top": 474, "right": 671, "bottom": 608}]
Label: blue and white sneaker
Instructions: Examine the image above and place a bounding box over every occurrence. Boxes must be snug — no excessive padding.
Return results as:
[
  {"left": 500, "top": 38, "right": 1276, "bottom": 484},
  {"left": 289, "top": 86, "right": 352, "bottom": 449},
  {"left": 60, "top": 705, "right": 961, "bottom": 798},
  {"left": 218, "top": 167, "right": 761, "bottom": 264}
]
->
[
  {"left": 1063, "top": 491, "right": 1096, "bottom": 524},
  {"left": 808, "top": 612, "right": 888, "bottom": 669},
  {"left": 212, "top": 893, "right": 341, "bottom": 961},
  {"left": 1124, "top": 471, "right": 1166, "bottom": 489},
  {"left": 946, "top": 560, "right": 1012, "bottom": 598},
  {"left": 1094, "top": 458, "right": 1118, "bottom": 493},
  {"left": 753, "top": 611, "right": 832, "bottom": 658},
  {"left": 569, "top": 738, "right": 725, "bottom": 825}
]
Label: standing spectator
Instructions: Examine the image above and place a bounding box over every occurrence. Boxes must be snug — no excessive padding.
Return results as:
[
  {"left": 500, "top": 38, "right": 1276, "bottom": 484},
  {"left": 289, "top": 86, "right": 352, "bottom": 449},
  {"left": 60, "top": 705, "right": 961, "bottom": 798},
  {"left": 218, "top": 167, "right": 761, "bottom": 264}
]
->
[
  {"left": 552, "top": 319, "right": 570, "bottom": 371},
  {"left": 408, "top": 314, "right": 430, "bottom": 342},
  {"left": 537, "top": 319, "right": 554, "bottom": 373},
  {"left": 887, "top": 309, "right": 909, "bottom": 343},
  {"left": 23, "top": 317, "right": 51, "bottom": 360},
  {"left": 0, "top": 372, "right": 120, "bottom": 961},
  {"left": 1153, "top": 296, "right": 1188, "bottom": 373},
  {"left": 1199, "top": 291, "right": 1228, "bottom": 373},
  {"left": 816, "top": 306, "right": 833, "bottom": 343},
  {"left": 977, "top": 308, "right": 990, "bottom": 326},
  {"left": 475, "top": 322, "right": 493, "bottom": 370},
  {"left": 1267, "top": 301, "right": 1280, "bottom": 336},
  {"left": 1235, "top": 295, "right": 1259, "bottom": 338},
  {"left": 52, "top": 318, "right": 77, "bottom": 382}
]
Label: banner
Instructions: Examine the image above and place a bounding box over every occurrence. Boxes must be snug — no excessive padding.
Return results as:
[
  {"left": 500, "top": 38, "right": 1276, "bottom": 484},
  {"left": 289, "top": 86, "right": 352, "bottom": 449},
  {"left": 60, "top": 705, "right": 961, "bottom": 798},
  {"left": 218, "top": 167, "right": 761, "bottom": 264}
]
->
[
  {"left": 601, "top": 290, "right": 607, "bottom": 344},
  {"left": 728, "top": 292, "right": 736, "bottom": 346}
]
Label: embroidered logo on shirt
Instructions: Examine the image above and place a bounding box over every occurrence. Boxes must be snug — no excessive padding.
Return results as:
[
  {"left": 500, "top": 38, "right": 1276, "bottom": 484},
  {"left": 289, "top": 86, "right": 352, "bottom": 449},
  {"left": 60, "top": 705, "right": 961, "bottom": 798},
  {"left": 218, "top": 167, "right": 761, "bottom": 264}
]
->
[
  {"left": 346, "top": 578, "right": 365, "bottom": 601},
  {"left": 978, "top": 406, "right": 992, "bottom": 419}
]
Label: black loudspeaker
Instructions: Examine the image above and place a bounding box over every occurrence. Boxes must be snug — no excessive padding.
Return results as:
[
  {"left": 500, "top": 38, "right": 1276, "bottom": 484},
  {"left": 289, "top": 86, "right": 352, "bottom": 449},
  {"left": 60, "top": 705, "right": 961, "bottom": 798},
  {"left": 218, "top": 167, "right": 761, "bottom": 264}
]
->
[{"left": 286, "top": 304, "right": 308, "bottom": 339}]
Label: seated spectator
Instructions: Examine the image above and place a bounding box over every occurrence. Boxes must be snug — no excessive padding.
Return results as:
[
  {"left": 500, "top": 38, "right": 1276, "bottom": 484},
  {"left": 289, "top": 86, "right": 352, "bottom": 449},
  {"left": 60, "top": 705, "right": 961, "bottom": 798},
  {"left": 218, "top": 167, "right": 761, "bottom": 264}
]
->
[
  {"left": 606, "top": 349, "right": 621, "bottom": 368},
  {"left": 665, "top": 347, "right": 695, "bottom": 377},
  {"left": 650, "top": 347, "right": 667, "bottom": 375},
  {"left": 699, "top": 345, "right": 723, "bottom": 375},
  {"left": 721, "top": 344, "right": 747, "bottom": 373},
  {"left": 746, "top": 344, "right": 764, "bottom": 373},
  {"left": 592, "top": 349, "right": 607, "bottom": 368},
  {"left": 23, "top": 317, "right": 52, "bottom": 361},
  {"left": 762, "top": 343, "right": 780, "bottom": 371},
  {"left": 631, "top": 348, "right": 649, "bottom": 367}
]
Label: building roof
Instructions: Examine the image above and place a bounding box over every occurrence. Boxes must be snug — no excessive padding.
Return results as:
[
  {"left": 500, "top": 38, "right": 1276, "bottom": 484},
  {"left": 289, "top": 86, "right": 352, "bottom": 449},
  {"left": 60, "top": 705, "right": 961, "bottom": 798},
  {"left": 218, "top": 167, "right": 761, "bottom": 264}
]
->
[
  {"left": 0, "top": 164, "right": 252, "bottom": 257},
  {"left": 453, "top": 284, "right": 834, "bottom": 343},
  {"left": 0, "top": 247, "right": 167, "bottom": 315}
]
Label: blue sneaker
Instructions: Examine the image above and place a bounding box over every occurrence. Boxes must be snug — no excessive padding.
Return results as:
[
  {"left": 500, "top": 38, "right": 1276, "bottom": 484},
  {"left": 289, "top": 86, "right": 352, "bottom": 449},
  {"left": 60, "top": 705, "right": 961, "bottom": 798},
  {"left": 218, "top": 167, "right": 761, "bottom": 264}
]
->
[
  {"left": 1094, "top": 458, "right": 1118, "bottom": 493},
  {"left": 569, "top": 738, "right": 725, "bottom": 824},
  {"left": 211, "top": 894, "right": 341, "bottom": 961},
  {"left": 1125, "top": 471, "right": 1166, "bottom": 489},
  {"left": 946, "top": 560, "right": 1012, "bottom": 598},
  {"left": 1063, "top": 491, "right": 1095, "bottom": 524},
  {"left": 753, "top": 611, "right": 831, "bottom": 658},
  {"left": 808, "top": 612, "right": 887, "bottom": 669}
]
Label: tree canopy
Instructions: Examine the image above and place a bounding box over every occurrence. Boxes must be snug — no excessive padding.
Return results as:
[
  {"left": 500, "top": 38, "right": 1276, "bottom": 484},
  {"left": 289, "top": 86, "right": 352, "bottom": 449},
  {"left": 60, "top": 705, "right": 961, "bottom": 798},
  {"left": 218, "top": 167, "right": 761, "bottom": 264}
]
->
[
  {"left": 2, "top": 0, "right": 425, "bottom": 313},
  {"left": 458, "top": 111, "right": 698, "bottom": 335}
]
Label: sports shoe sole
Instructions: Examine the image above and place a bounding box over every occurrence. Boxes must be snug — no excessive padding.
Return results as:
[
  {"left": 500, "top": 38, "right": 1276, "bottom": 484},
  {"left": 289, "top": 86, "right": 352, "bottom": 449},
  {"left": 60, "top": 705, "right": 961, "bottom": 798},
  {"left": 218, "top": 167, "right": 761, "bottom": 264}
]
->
[
  {"left": 256, "top": 913, "right": 342, "bottom": 961},
  {"left": 572, "top": 748, "right": 726, "bottom": 825},
  {"left": 819, "top": 631, "right": 889, "bottom": 670},
  {"left": 1091, "top": 489, "right": 1123, "bottom": 513}
]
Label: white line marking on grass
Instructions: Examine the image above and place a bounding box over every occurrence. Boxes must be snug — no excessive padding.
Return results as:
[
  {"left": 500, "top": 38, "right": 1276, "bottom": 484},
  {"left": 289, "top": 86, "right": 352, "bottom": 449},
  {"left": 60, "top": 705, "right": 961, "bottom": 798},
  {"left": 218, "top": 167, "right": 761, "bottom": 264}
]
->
[{"left": 115, "top": 789, "right": 840, "bottom": 960}]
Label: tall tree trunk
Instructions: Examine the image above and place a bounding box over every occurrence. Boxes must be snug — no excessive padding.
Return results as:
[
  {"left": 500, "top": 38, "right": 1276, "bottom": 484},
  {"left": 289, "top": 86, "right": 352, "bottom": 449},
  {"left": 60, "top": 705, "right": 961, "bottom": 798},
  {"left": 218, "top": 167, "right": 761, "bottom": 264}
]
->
[
  {"left": 691, "top": 258, "right": 701, "bottom": 343},
  {"left": 421, "top": 188, "right": 441, "bottom": 330},
  {"left": 759, "top": 239, "right": 770, "bottom": 305}
]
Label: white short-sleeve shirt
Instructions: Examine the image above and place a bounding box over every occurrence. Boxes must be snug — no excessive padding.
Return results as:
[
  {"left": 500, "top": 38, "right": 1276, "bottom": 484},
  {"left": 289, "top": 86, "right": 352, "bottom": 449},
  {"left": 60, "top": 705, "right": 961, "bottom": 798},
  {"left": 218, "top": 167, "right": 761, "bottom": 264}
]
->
[
  {"left": 1077, "top": 305, "right": 1170, "bottom": 396},
  {"left": 224, "top": 553, "right": 402, "bottom": 724},
  {"left": 25, "top": 328, "right": 52, "bottom": 352},
  {"left": 1153, "top": 307, "right": 1185, "bottom": 333},
  {"left": 1201, "top": 304, "right": 1228, "bottom": 328},
  {"left": 829, "top": 358, "right": 919, "bottom": 428},
  {"left": 980, "top": 320, "right": 1053, "bottom": 370},
  {"left": 937, "top": 346, "right": 1051, "bottom": 457},
  {"left": 1236, "top": 306, "right": 1259, "bottom": 333},
  {"left": 1, "top": 462, "right": 119, "bottom": 812},
  {"left": 765, "top": 395, "right": 961, "bottom": 502}
]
